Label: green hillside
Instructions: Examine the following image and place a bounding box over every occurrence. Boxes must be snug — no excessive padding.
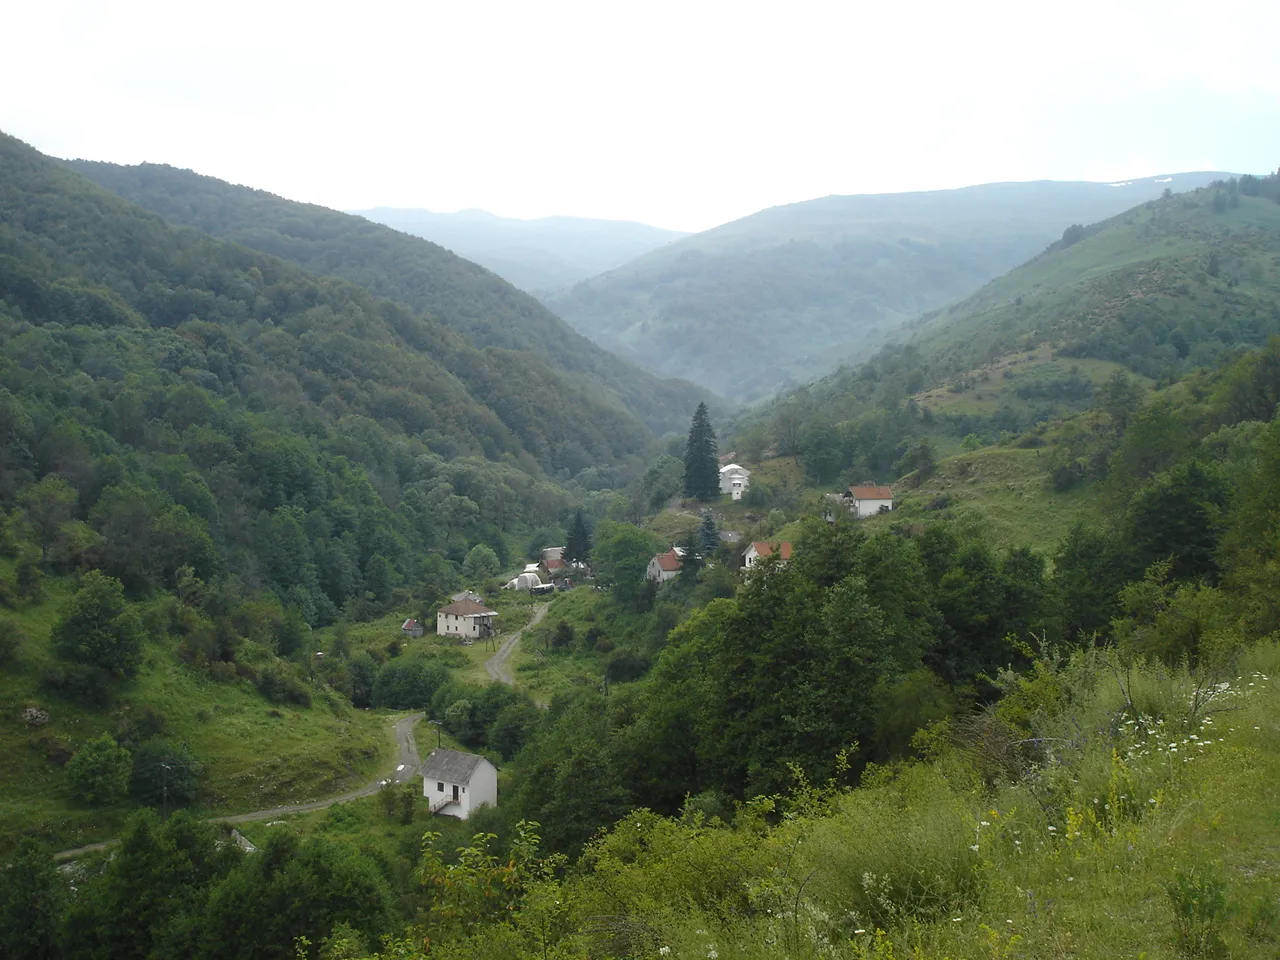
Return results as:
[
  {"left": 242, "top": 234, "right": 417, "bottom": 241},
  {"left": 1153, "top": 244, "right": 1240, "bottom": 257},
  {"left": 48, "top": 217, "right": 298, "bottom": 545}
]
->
[
  {"left": 65, "top": 159, "right": 714, "bottom": 436},
  {"left": 906, "top": 176, "right": 1280, "bottom": 382},
  {"left": 546, "top": 174, "right": 1229, "bottom": 401},
  {"left": 352, "top": 207, "right": 688, "bottom": 294}
]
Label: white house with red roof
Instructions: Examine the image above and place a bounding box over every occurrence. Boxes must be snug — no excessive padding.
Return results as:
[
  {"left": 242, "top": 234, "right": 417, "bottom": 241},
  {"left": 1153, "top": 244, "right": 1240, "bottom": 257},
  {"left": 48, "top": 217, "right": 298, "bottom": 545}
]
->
[
  {"left": 845, "top": 484, "right": 894, "bottom": 518},
  {"left": 646, "top": 548, "right": 683, "bottom": 583},
  {"left": 436, "top": 598, "right": 498, "bottom": 639},
  {"left": 743, "top": 541, "right": 793, "bottom": 569}
]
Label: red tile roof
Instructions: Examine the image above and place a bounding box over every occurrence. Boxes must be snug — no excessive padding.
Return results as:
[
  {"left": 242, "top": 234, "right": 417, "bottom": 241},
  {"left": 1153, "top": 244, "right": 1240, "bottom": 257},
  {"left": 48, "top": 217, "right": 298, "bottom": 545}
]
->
[
  {"left": 653, "top": 549, "right": 682, "bottom": 571},
  {"left": 750, "top": 541, "right": 792, "bottom": 560},
  {"left": 437, "top": 599, "right": 497, "bottom": 617},
  {"left": 849, "top": 485, "right": 893, "bottom": 500}
]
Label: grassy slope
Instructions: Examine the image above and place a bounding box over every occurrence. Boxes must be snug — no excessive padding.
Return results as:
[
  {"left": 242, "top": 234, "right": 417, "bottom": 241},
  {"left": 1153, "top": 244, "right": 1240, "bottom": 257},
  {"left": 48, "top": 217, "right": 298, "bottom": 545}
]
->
[
  {"left": 0, "top": 571, "right": 393, "bottom": 852},
  {"left": 907, "top": 190, "right": 1280, "bottom": 377}
]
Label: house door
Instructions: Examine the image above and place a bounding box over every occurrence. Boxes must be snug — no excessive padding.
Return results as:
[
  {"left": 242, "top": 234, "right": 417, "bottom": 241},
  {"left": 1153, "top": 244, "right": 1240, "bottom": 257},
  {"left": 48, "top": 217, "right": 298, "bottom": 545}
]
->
[{"left": 452, "top": 784, "right": 460, "bottom": 803}]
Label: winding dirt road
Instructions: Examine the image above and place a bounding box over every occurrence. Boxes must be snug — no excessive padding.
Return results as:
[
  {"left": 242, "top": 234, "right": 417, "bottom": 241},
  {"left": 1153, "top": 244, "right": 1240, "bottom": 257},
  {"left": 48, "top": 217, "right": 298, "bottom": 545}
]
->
[
  {"left": 53, "top": 713, "right": 424, "bottom": 861},
  {"left": 484, "top": 603, "right": 549, "bottom": 685}
]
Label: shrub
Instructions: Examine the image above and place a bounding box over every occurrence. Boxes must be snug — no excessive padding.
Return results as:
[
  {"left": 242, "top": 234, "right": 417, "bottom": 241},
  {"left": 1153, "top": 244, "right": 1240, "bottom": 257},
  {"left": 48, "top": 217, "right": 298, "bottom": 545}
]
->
[
  {"left": 1167, "top": 864, "right": 1232, "bottom": 958},
  {"left": 130, "top": 739, "right": 204, "bottom": 808},
  {"left": 604, "top": 649, "right": 648, "bottom": 683},
  {"left": 256, "top": 662, "right": 311, "bottom": 706},
  {"left": 67, "top": 734, "right": 132, "bottom": 805},
  {"left": 40, "top": 661, "right": 113, "bottom": 707},
  {"left": 0, "top": 617, "right": 25, "bottom": 662}
]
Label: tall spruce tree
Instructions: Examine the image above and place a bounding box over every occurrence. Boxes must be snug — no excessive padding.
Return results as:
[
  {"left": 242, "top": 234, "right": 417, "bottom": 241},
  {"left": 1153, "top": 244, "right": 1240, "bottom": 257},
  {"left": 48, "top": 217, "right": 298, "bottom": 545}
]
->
[
  {"left": 683, "top": 403, "right": 720, "bottom": 500},
  {"left": 565, "top": 511, "right": 592, "bottom": 564}
]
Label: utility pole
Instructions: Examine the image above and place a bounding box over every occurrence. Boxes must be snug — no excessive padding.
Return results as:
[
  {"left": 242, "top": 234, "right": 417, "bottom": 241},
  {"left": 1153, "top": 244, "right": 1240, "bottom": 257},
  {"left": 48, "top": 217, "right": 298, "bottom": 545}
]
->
[{"left": 429, "top": 719, "right": 442, "bottom": 748}]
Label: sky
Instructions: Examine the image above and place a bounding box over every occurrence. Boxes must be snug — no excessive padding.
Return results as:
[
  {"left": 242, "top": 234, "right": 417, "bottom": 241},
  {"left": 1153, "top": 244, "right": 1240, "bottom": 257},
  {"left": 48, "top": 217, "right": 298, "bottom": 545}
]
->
[{"left": 2, "top": 0, "right": 1279, "bottom": 232}]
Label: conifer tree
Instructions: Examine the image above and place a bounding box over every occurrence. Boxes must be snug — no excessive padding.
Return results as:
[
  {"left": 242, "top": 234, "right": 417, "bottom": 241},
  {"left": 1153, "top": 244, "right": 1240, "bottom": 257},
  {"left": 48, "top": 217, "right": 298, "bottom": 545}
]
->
[
  {"left": 682, "top": 403, "right": 720, "bottom": 501},
  {"left": 698, "top": 512, "right": 720, "bottom": 557},
  {"left": 565, "top": 510, "right": 592, "bottom": 564}
]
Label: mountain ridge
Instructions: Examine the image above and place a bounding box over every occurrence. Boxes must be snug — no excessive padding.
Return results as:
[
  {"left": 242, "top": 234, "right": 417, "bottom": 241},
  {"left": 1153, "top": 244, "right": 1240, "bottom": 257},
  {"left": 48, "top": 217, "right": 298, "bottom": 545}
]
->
[
  {"left": 547, "top": 172, "right": 1234, "bottom": 401},
  {"left": 63, "top": 159, "right": 716, "bottom": 436}
]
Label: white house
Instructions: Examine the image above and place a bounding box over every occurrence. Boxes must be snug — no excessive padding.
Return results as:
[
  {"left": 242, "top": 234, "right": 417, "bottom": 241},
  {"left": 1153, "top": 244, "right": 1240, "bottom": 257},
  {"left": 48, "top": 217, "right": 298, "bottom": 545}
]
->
[
  {"left": 719, "top": 463, "right": 751, "bottom": 500},
  {"left": 421, "top": 748, "right": 498, "bottom": 819},
  {"left": 436, "top": 598, "right": 498, "bottom": 639},
  {"left": 846, "top": 484, "right": 894, "bottom": 518},
  {"left": 646, "top": 548, "right": 682, "bottom": 583},
  {"left": 743, "top": 541, "right": 792, "bottom": 569}
]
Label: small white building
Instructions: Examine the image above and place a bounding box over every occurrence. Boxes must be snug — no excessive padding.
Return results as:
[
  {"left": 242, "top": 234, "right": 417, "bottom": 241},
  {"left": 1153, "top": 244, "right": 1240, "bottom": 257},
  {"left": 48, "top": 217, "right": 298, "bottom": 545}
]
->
[
  {"left": 436, "top": 598, "right": 498, "bottom": 639},
  {"left": 421, "top": 748, "right": 497, "bottom": 819},
  {"left": 719, "top": 463, "right": 751, "bottom": 500},
  {"left": 846, "top": 484, "right": 894, "bottom": 518},
  {"left": 646, "top": 548, "right": 682, "bottom": 583},
  {"left": 743, "top": 541, "right": 792, "bottom": 569}
]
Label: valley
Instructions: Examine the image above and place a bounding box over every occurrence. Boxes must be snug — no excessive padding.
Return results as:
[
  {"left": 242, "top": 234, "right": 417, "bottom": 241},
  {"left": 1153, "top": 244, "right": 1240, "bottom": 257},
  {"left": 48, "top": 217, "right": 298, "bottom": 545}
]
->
[{"left": 3, "top": 123, "right": 1280, "bottom": 960}]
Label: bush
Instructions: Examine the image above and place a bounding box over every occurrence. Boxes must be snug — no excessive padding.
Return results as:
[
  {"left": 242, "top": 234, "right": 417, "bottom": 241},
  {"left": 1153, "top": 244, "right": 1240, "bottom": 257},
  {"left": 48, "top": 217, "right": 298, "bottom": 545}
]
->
[
  {"left": 67, "top": 734, "right": 132, "bottom": 805},
  {"left": 130, "top": 739, "right": 204, "bottom": 808},
  {"left": 0, "top": 617, "right": 25, "bottom": 662},
  {"left": 1167, "top": 864, "right": 1232, "bottom": 958},
  {"left": 604, "top": 649, "right": 648, "bottom": 683},
  {"left": 51, "top": 571, "right": 143, "bottom": 676},
  {"left": 256, "top": 662, "right": 311, "bottom": 706},
  {"left": 40, "top": 661, "right": 114, "bottom": 707}
]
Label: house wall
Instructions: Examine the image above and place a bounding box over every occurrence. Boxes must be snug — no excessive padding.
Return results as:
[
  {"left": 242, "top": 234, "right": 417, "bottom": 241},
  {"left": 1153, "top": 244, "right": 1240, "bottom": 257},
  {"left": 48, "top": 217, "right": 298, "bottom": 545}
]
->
[
  {"left": 719, "top": 468, "right": 750, "bottom": 498},
  {"left": 743, "top": 546, "right": 761, "bottom": 568},
  {"left": 422, "top": 760, "right": 498, "bottom": 819},
  {"left": 853, "top": 498, "right": 893, "bottom": 518},
  {"left": 436, "top": 612, "right": 494, "bottom": 638}
]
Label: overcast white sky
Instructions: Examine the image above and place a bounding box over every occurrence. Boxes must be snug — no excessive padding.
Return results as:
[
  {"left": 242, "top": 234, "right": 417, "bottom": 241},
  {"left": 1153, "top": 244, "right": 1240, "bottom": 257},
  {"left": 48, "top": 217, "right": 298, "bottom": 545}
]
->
[{"left": 2, "top": 0, "right": 1278, "bottom": 232}]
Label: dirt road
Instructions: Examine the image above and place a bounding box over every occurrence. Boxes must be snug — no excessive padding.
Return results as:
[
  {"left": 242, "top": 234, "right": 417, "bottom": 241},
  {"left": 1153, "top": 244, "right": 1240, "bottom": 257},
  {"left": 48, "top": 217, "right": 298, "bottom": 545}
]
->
[
  {"left": 484, "top": 603, "right": 548, "bottom": 685},
  {"left": 53, "top": 713, "right": 424, "bottom": 861}
]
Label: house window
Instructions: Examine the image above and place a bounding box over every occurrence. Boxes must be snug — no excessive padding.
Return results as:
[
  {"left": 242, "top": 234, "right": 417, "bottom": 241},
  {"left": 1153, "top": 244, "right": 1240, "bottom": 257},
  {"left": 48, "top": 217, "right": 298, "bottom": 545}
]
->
[
  {"left": 462, "top": 786, "right": 466, "bottom": 793},
  {"left": 437, "top": 782, "right": 444, "bottom": 792}
]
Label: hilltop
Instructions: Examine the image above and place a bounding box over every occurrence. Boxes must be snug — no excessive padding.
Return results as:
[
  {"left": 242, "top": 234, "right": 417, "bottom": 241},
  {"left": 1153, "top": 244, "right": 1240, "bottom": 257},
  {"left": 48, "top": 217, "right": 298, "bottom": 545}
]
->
[
  {"left": 546, "top": 174, "right": 1229, "bottom": 401},
  {"left": 64, "top": 159, "right": 714, "bottom": 437},
  {"left": 903, "top": 176, "right": 1280, "bottom": 382},
  {"left": 351, "top": 207, "right": 687, "bottom": 295}
]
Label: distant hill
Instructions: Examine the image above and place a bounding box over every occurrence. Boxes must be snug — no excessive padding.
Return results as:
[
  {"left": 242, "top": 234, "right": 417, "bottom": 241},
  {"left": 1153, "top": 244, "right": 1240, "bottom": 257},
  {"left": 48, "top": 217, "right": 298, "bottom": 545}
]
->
[
  {"left": 903, "top": 174, "right": 1280, "bottom": 382},
  {"left": 545, "top": 175, "right": 1232, "bottom": 401},
  {"left": 349, "top": 207, "right": 688, "bottom": 295},
  {"left": 65, "top": 161, "right": 714, "bottom": 436}
]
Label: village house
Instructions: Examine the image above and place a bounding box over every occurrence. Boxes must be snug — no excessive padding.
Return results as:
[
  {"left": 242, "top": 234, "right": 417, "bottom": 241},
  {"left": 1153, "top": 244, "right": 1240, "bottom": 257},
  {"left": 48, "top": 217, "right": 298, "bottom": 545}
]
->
[
  {"left": 845, "top": 484, "right": 894, "bottom": 518},
  {"left": 646, "top": 548, "right": 682, "bottom": 583},
  {"left": 743, "top": 541, "right": 793, "bottom": 569},
  {"left": 400, "top": 618, "right": 424, "bottom": 638},
  {"left": 451, "top": 590, "right": 485, "bottom": 604},
  {"left": 540, "top": 546, "right": 565, "bottom": 565},
  {"left": 421, "top": 747, "right": 498, "bottom": 819},
  {"left": 719, "top": 463, "right": 751, "bottom": 500},
  {"left": 436, "top": 598, "right": 498, "bottom": 639}
]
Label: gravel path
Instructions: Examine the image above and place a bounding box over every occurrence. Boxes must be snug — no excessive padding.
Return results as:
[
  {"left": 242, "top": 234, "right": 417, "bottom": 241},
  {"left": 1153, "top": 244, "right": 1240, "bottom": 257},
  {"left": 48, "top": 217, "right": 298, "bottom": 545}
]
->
[
  {"left": 484, "top": 603, "right": 549, "bottom": 685},
  {"left": 53, "top": 713, "right": 424, "bottom": 861}
]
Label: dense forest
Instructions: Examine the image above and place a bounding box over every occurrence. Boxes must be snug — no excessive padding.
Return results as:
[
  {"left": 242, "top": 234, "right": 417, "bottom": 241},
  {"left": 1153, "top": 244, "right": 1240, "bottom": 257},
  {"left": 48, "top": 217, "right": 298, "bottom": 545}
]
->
[
  {"left": 65, "top": 159, "right": 715, "bottom": 436},
  {"left": 546, "top": 174, "right": 1227, "bottom": 401}
]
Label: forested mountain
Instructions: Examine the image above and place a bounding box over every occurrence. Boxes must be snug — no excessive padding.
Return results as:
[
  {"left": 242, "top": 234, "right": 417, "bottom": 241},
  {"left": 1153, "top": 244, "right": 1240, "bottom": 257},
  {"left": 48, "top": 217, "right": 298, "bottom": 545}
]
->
[
  {"left": 351, "top": 207, "right": 687, "bottom": 295},
  {"left": 902, "top": 173, "right": 1280, "bottom": 380},
  {"left": 64, "top": 159, "right": 712, "bottom": 435},
  {"left": 546, "top": 174, "right": 1230, "bottom": 401},
  {"left": 0, "top": 129, "right": 637, "bottom": 620}
]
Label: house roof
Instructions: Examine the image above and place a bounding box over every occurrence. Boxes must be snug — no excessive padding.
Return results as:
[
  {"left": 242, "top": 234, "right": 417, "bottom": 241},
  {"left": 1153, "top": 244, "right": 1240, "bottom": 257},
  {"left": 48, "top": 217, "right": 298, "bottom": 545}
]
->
[
  {"left": 748, "top": 541, "right": 793, "bottom": 560},
  {"left": 652, "top": 549, "right": 682, "bottom": 571},
  {"left": 451, "top": 590, "right": 484, "bottom": 603},
  {"left": 437, "top": 598, "right": 497, "bottom": 617},
  {"left": 421, "top": 748, "right": 488, "bottom": 784},
  {"left": 718, "top": 451, "right": 738, "bottom": 464},
  {"left": 402, "top": 618, "right": 419, "bottom": 630},
  {"left": 719, "top": 462, "right": 748, "bottom": 474},
  {"left": 849, "top": 485, "right": 893, "bottom": 500},
  {"left": 545, "top": 557, "right": 567, "bottom": 570}
]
